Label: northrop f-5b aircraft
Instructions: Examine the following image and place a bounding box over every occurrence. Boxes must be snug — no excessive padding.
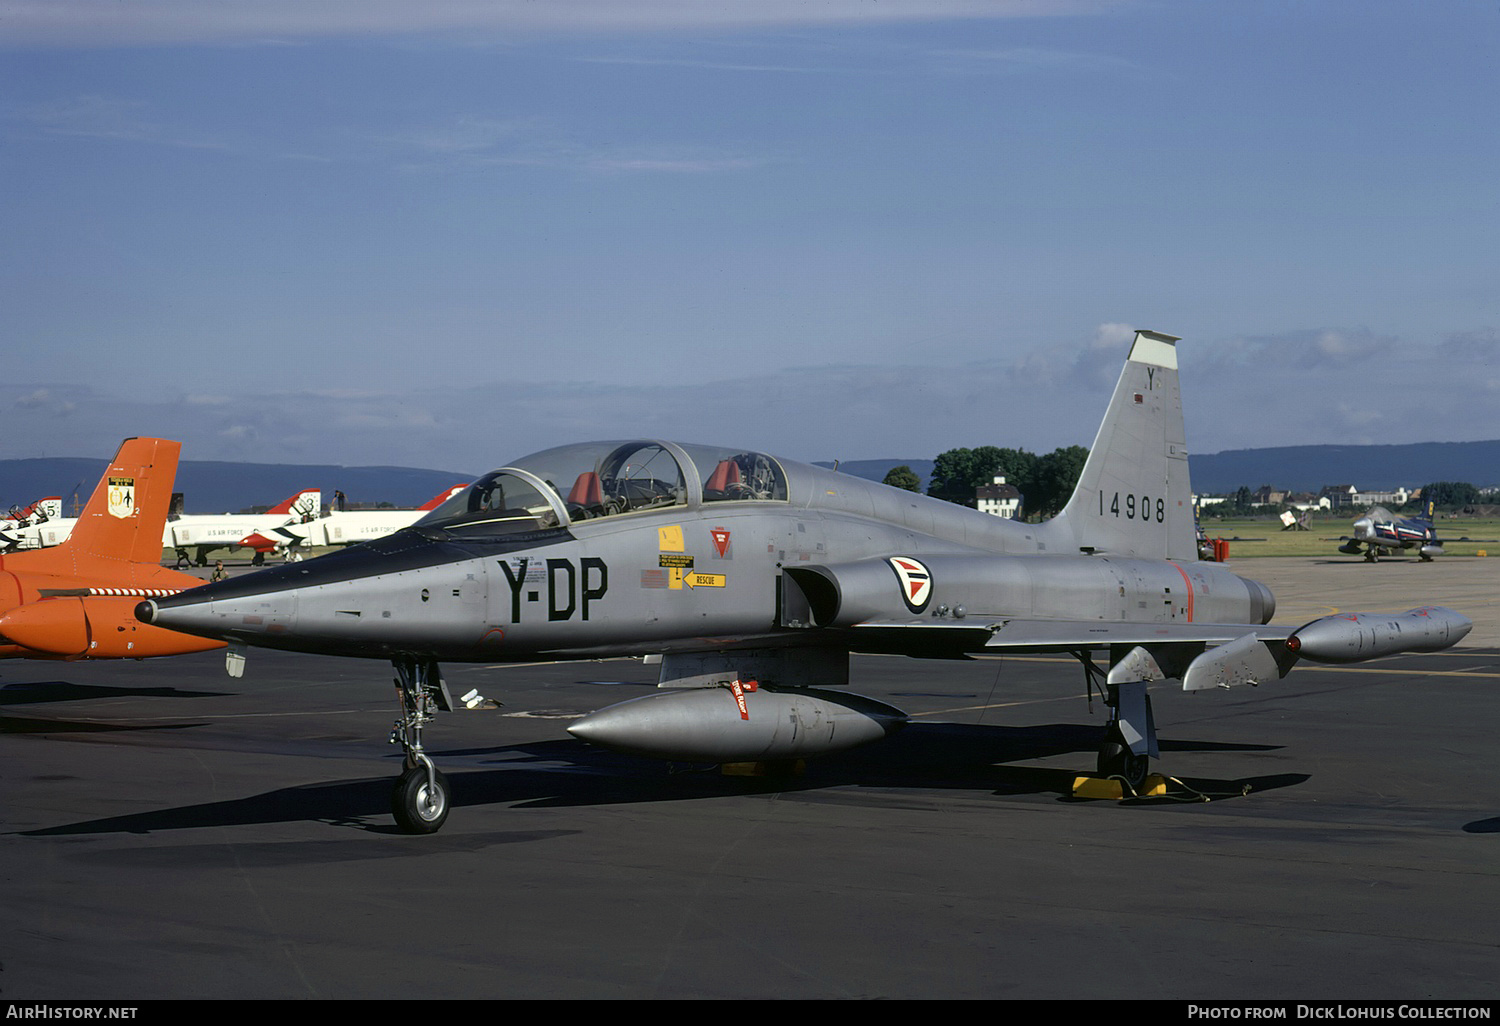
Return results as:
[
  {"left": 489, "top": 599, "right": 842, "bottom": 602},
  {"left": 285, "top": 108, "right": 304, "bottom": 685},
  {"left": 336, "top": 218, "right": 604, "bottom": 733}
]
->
[{"left": 140, "top": 332, "right": 1471, "bottom": 833}]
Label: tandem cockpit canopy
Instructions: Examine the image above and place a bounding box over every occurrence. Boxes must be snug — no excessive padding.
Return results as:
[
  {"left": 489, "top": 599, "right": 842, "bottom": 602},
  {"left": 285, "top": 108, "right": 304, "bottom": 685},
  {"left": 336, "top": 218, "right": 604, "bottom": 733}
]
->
[{"left": 414, "top": 440, "right": 789, "bottom": 538}]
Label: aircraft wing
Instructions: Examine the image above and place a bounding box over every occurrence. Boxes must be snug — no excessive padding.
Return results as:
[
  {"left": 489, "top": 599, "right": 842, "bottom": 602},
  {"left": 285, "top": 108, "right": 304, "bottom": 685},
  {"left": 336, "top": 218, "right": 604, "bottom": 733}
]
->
[
  {"left": 847, "top": 616, "right": 1290, "bottom": 654},
  {"left": 846, "top": 616, "right": 1300, "bottom": 692},
  {"left": 849, "top": 604, "right": 1467, "bottom": 688}
]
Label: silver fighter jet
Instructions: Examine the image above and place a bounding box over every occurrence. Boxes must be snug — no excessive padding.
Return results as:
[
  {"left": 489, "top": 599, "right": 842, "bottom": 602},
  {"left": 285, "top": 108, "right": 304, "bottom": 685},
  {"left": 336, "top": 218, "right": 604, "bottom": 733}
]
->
[{"left": 139, "top": 331, "right": 1471, "bottom": 832}]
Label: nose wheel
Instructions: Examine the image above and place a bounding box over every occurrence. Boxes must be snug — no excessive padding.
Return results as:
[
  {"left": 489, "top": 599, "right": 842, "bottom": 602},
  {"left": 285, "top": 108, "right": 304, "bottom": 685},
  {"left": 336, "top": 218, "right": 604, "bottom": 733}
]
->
[
  {"left": 389, "top": 656, "right": 455, "bottom": 834},
  {"left": 392, "top": 758, "right": 450, "bottom": 834}
]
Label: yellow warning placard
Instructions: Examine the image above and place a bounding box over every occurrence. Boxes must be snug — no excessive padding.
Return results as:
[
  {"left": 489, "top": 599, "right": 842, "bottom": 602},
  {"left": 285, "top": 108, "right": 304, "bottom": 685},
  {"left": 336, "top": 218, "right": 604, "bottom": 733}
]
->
[
  {"left": 684, "top": 572, "right": 726, "bottom": 589},
  {"left": 658, "top": 525, "right": 684, "bottom": 552}
]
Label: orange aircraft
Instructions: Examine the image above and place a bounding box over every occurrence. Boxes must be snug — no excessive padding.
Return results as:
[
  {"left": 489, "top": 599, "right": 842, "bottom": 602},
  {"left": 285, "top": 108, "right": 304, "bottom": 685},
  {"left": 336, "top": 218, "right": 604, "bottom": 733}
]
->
[{"left": 0, "top": 437, "right": 225, "bottom": 660}]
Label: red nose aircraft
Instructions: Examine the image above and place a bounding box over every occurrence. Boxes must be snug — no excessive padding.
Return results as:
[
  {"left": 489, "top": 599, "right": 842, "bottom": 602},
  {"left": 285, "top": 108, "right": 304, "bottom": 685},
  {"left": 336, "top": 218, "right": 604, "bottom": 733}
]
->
[{"left": 0, "top": 437, "right": 224, "bottom": 660}]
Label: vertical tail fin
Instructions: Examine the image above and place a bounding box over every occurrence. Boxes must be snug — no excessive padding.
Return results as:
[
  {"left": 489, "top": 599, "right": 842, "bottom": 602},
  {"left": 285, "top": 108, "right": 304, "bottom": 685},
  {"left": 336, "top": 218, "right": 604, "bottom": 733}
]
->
[
  {"left": 1051, "top": 330, "right": 1197, "bottom": 561},
  {"left": 420, "top": 485, "right": 468, "bottom": 511},
  {"left": 266, "top": 489, "right": 321, "bottom": 519},
  {"left": 59, "top": 437, "right": 181, "bottom": 567}
]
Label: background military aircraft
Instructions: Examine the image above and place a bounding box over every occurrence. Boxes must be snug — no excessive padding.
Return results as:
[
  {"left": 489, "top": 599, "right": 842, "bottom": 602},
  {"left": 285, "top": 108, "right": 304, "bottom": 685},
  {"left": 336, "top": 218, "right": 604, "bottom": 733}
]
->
[
  {"left": 237, "top": 484, "right": 467, "bottom": 559},
  {"left": 1, "top": 486, "right": 323, "bottom": 566},
  {"left": 140, "top": 332, "right": 1470, "bottom": 833},
  {"left": 1338, "top": 503, "right": 1437, "bottom": 561},
  {"left": 1334, "top": 498, "right": 1496, "bottom": 561},
  {"left": 0, "top": 497, "right": 70, "bottom": 551},
  {"left": 0, "top": 438, "right": 224, "bottom": 661},
  {"left": 165, "top": 488, "right": 321, "bottom": 567},
  {"left": 1337, "top": 502, "right": 1498, "bottom": 562}
]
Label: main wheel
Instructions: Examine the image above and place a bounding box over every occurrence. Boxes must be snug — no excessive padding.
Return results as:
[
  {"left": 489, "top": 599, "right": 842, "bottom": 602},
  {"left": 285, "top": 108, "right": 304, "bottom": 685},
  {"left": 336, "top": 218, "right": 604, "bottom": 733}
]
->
[
  {"left": 392, "top": 765, "right": 451, "bottom": 834},
  {"left": 1097, "top": 732, "right": 1149, "bottom": 789}
]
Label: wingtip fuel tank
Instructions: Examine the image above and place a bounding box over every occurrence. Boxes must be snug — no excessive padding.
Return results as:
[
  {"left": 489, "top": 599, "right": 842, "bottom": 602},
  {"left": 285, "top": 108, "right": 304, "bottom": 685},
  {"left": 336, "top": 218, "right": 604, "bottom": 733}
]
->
[{"left": 1288, "top": 607, "right": 1472, "bottom": 664}]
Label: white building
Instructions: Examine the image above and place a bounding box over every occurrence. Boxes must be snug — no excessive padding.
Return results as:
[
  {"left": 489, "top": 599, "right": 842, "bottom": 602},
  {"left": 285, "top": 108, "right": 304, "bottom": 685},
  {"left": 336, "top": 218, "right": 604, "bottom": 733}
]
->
[
  {"left": 976, "top": 476, "right": 1022, "bottom": 519},
  {"left": 1355, "top": 486, "right": 1411, "bottom": 507}
]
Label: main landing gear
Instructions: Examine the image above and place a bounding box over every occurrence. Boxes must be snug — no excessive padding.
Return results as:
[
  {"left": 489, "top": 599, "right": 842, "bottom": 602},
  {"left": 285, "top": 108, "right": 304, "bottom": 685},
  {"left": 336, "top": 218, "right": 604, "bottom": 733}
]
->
[
  {"left": 1078, "top": 651, "right": 1159, "bottom": 790},
  {"left": 390, "top": 656, "right": 454, "bottom": 834},
  {"left": 1097, "top": 715, "right": 1150, "bottom": 788}
]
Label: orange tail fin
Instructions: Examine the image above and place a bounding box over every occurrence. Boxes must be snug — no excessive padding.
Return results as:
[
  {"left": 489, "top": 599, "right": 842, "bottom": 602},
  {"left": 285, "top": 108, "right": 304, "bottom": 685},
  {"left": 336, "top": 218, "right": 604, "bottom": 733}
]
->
[{"left": 57, "top": 437, "right": 180, "bottom": 567}]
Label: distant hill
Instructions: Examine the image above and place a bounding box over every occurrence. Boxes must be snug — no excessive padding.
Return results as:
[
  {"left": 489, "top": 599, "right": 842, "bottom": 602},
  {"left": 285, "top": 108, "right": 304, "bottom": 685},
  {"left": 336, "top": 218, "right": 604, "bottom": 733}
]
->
[
  {"left": 6, "top": 439, "right": 1494, "bottom": 514},
  {"left": 818, "top": 442, "right": 1500, "bottom": 496},
  {"left": 0, "top": 458, "right": 477, "bottom": 514},
  {"left": 1188, "top": 440, "right": 1500, "bottom": 494}
]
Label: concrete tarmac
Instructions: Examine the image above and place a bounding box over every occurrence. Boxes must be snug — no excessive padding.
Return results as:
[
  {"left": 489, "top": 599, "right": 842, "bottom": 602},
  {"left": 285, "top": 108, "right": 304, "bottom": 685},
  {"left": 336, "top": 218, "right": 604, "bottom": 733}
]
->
[{"left": 2, "top": 557, "right": 1497, "bottom": 999}]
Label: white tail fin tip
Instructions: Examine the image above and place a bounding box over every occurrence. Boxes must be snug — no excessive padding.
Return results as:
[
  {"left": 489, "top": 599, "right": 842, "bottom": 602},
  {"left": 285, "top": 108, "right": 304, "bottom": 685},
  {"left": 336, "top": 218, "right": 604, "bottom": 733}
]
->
[{"left": 1128, "top": 330, "right": 1180, "bottom": 370}]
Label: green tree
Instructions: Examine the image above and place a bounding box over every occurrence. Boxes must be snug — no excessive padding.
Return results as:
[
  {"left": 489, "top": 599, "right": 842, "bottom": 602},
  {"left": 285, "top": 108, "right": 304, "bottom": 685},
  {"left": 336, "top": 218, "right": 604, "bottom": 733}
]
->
[
  {"left": 928, "top": 446, "right": 1037, "bottom": 507},
  {"left": 881, "top": 465, "right": 922, "bottom": 492},
  {"left": 1025, "top": 445, "right": 1090, "bottom": 518},
  {"left": 926, "top": 444, "right": 1087, "bottom": 517},
  {"left": 927, "top": 447, "right": 984, "bottom": 505},
  {"left": 1421, "top": 481, "right": 1480, "bottom": 509}
]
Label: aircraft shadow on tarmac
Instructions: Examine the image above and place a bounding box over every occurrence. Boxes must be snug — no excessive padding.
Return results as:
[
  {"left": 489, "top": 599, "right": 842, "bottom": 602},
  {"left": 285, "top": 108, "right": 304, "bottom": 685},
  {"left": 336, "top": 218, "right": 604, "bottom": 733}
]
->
[
  {"left": 0, "top": 680, "right": 227, "bottom": 705},
  {"left": 2, "top": 714, "right": 203, "bottom": 737},
  {"left": 16, "top": 721, "right": 1307, "bottom": 839},
  {"left": 0, "top": 681, "right": 227, "bottom": 736}
]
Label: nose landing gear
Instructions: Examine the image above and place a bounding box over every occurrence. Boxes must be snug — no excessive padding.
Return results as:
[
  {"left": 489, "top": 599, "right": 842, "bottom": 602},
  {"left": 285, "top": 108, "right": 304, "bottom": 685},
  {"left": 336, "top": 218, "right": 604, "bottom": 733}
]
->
[
  {"left": 390, "top": 656, "right": 454, "bottom": 834},
  {"left": 393, "top": 757, "right": 450, "bottom": 834}
]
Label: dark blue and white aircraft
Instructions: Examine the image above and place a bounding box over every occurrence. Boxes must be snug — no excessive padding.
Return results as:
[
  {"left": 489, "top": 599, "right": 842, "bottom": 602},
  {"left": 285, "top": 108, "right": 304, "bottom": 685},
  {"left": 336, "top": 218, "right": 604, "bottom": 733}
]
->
[
  {"left": 1339, "top": 499, "right": 1447, "bottom": 561},
  {"left": 139, "top": 332, "right": 1471, "bottom": 832}
]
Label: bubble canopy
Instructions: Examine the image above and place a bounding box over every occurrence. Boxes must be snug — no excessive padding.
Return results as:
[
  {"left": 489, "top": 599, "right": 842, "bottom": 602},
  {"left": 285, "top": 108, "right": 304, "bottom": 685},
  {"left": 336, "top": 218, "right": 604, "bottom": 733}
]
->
[{"left": 415, "top": 440, "right": 788, "bottom": 537}]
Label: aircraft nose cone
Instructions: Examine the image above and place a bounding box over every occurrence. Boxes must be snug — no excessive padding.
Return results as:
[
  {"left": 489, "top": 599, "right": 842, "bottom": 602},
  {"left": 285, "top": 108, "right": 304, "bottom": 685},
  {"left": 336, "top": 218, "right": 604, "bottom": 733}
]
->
[
  {"left": 241, "top": 532, "right": 276, "bottom": 550},
  {"left": 139, "top": 579, "right": 300, "bottom": 643},
  {"left": 1352, "top": 517, "right": 1373, "bottom": 539}
]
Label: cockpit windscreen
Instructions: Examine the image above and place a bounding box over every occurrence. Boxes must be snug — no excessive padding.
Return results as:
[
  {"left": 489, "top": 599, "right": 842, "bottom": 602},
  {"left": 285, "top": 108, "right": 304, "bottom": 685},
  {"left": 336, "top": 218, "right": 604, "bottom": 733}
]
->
[{"left": 414, "top": 440, "right": 787, "bottom": 538}]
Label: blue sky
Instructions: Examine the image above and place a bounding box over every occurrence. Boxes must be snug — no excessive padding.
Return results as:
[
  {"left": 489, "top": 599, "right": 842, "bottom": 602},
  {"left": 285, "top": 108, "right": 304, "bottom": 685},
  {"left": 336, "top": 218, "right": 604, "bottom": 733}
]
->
[{"left": 3, "top": 0, "right": 1497, "bottom": 477}]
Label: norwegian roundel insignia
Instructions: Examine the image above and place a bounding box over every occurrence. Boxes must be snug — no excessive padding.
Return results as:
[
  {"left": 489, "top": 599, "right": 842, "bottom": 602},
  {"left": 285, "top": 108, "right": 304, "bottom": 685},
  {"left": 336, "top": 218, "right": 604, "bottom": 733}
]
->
[{"left": 888, "top": 557, "right": 933, "bottom": 613}]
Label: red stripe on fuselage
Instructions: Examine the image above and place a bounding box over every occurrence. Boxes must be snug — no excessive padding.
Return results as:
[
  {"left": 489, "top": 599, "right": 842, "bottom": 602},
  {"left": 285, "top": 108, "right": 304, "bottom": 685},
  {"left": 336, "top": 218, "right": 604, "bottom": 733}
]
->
[{"left": 1172, "top": 562, "right": 1196, "bottom": 622}]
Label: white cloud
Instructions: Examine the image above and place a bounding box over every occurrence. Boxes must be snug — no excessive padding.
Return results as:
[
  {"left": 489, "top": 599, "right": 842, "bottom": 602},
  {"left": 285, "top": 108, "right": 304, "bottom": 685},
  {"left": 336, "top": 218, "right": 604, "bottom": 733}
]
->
[
  {"left": 7, "top": 93, "right": 257, "bottom": 158},
  {"left": 928, "top": 46, "right": 1144, "bottom": 77},
  {"left": 0, "top": 1, "right": 1118, "bottom": 49},
  {"left": 4, "top": 323, "right": 1495, "bottom": 471}
]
